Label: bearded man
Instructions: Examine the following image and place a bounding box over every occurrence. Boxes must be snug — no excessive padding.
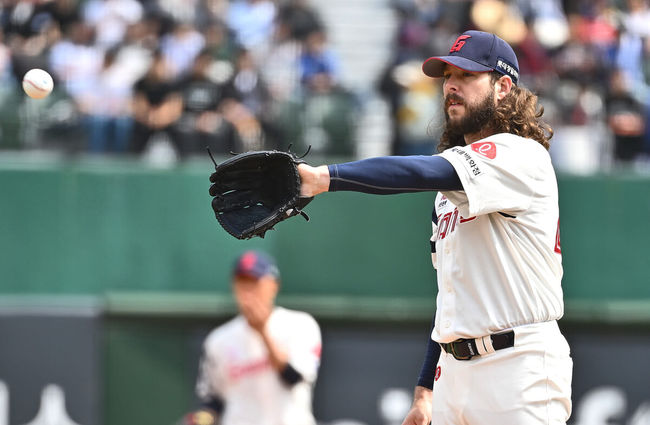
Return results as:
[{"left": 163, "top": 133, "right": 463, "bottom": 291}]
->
[{"left": 297, "top": 30, "right": 573, "bottom": 425}]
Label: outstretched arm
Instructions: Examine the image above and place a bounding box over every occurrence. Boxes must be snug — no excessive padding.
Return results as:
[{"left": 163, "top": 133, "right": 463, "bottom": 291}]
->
[{"left": 299, "top": 155, "right": 463, "bottom": 197}]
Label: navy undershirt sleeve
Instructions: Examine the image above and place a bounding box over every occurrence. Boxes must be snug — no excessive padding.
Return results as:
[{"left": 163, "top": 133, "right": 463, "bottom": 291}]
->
[
  {"left": 327, "top": 155, "right": 463, "bottom": 194},
  {"left": 417, "top": 316, "right": 441, "bottom": 390}
]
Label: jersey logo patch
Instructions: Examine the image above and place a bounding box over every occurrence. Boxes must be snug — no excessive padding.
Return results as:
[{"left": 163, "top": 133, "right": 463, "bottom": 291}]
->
[
  {"left": 471, "top": 141, "right": 496, "bottom": 159},
  {"left": 436, "top": 208, "right": 476, "bottom": 240},
  {"left": 434, "top": 366, "right": 442, "bottom": 381}
]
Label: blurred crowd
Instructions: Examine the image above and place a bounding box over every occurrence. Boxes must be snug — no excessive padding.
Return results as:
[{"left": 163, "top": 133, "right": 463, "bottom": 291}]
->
[
  {"left": 380, "top": 0, "right": 650, "bottom": 171},
  {"left": 1, "top": 0, "right": 650, "bottom": 171},
  {"left": 0, "top": 0, "right": 357, "bottom": 159}
]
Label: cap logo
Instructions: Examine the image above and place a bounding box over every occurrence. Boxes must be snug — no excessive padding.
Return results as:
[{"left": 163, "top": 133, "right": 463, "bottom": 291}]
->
[
  {"left": 240, "top": 252, "right": 257, "bottom": 271},
  {"left": 449, "top": 35, "right": 471, "bottom": 53}
]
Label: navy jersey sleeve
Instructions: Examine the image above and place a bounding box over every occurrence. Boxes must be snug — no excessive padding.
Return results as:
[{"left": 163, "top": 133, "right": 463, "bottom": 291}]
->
[
  {"left": 327, "top": 155, "right": 463, "bottom": 194},
  {"left": 417, "top": 317, "right": 441, "bottom": 390}
]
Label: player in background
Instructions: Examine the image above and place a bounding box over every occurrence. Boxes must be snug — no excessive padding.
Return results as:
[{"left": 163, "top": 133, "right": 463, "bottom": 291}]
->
[
  {"left": 183, "top": 250, "right": 322, "bottom": 425},
  {"left": 298, "top": 30, "right": 572, "bottom": 425}
]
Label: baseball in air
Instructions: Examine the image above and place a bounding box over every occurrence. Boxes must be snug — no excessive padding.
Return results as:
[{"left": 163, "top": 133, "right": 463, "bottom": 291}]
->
[{"left": 22, "top": 69, "right": 54, "bottom": 99}]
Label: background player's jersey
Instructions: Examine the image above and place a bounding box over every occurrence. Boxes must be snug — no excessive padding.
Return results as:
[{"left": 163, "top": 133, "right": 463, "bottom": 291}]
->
[
  {"left": 197, "top": 307, "right": 321, "bottom": 425},
  {"left": 432, "top": 133, "right": 563, "bottom": 343}
]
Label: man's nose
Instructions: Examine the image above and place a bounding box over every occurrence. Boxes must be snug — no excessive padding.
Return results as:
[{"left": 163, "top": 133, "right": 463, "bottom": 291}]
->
[{"left": 445, "top": 78, "right": 459, "bottom": 92}]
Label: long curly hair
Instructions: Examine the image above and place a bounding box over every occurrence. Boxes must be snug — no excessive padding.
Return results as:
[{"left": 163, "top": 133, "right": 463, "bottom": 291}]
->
[{"left": 437, "top": 72, "right": 553, "bottom": 152}]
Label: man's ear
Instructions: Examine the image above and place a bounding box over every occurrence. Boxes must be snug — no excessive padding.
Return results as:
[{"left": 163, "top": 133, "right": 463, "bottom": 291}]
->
[{"left": 495, "top": 75, "right": 513, "bottom": 101}]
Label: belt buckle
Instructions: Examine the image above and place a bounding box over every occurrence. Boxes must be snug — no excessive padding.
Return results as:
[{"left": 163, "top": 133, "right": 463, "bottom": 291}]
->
[{"left": 449, "top": 339, "right": 474, "bottom": 361}]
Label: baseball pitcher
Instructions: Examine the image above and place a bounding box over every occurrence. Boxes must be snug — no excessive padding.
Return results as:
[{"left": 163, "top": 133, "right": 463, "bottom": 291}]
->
[{"left": 297, "top": 30, "right": 572, "bottom": 425}]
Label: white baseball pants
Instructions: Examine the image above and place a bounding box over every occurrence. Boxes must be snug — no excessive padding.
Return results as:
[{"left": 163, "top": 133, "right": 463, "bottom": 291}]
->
[{"left": 431, "top": 320, "right": 573, "bottom": 425}]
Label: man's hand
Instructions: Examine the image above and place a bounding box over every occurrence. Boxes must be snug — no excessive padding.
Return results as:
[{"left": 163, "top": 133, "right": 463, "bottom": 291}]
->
[
  {"left": 401, "top": 386, "right": 433, "bottom": 425},
  {"left": 240, "top": 294, "right": 289, "bottom": 372},
  {"left": 298, "top": 164, "right": 330, "bottom": 197},
  {"left": 239, "top": 294, "right": 272, "bottom": 333}
]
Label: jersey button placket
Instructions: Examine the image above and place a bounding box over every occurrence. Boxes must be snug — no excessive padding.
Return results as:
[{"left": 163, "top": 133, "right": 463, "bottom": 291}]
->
[
  {"left": 439, "top": 275, "right": 455, "bottom": 331},
  {"left": 437, "top": 237, "right": 455, "bottom": 335}
]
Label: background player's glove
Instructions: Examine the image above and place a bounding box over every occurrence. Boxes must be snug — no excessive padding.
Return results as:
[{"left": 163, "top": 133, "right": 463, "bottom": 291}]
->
[
  {"left": 178, "top": 409, "right": 218, "bottom": 425},
  {"left": 209, "top": 150, "right": 313, "bottom": 239}
]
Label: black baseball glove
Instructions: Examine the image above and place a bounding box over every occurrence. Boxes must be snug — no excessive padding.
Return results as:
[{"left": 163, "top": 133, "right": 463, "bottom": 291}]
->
[{"left": 208, "top": 150, "right": 313, "bottom": 239}]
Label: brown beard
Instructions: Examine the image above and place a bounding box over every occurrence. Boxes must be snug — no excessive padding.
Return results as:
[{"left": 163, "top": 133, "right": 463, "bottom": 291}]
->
[
  {"left": 438, "top": 79, "right": 554, "bottom": 152},
  {"left": 442, "top": 89, "right": 496, "bottom": 144}
]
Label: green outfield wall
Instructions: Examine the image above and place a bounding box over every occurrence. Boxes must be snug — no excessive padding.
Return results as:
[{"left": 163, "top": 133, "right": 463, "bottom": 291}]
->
[
  {"left": 1, "top": 156, "right": 649, "bottom": 322},
  {"left": 2, "top": 157, "right": 650, "bottom": 425}
]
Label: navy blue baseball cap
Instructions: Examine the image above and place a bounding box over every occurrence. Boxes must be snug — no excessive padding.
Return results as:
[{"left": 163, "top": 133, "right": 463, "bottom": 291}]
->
[
  {"left": 232, "top": 250, "right": 280, "bottom": 280},
  {"left": 422, "top": 30, "right": 519, "bottom": 85}
]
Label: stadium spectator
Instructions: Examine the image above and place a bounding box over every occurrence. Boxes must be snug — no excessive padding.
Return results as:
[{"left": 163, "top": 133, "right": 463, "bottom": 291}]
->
[
  {"left": 130, "top": 50, "right": 183, "bottom": 155},
  {"left": 175, "top": 50, "right": 240, "bottom": 154},
  {"left": 203, "top": 20, "right": 239, "bottom": 65},
  {"left": 159, "top": 22, "right": 205, "bottom": 79},
  {"left": 276, "top": 0, "right": 323, "bottom": 42},
  {"left": 260, "top": 15, "right": 301, "bottom": 102},
  {"left": 220, "top": 47, "right": 274, "bottom": 150},
  {"left": 294, "top": 28, "right": 358, "bottom": 156},
  {"left": 81, "top": 47, "right": 134, "bottom": 154},
  {"left": 378, "top": 1, "right": 441, "bottom": 155},
  {"left": 606, "top": 68, "right": 646, "bottom": 165},
  {"left": 48, "top": 20, "right": 104, "bottom": 109},
  {"left": 379, "top": 58, "right": 442, "bottom": 156},
  {"left": 149, "top": 0, "right": 203, "bottom": 26},
  {"left": 225, "top": 0, "right": 276, "bottom": 63},
  {"left": 81, "top": 0, "right": 143, "bottom": 49},
  {"left": 110, "top": 20, "right": 159, "bottom": 87},
  {"left": 299, "top": 29, "right": 339, "bottom": 90},
  {"left": 0, "top": 31, "right": 10, "bottom": 83}
]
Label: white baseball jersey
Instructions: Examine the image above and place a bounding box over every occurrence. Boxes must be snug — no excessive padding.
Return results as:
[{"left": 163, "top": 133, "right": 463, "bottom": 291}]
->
[
  {"left": 432, "top": 133, "right": 564, "bottom": 343},
  {"left": 196, "top": 307, "right": 321, "bottom": 425}
]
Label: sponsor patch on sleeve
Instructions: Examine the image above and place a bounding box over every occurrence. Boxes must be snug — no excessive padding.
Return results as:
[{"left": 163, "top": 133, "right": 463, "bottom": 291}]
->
[
  {"left": 450, "top": 146, "right": 482, "bottom": 176},
  {"left": 471, "top": 141, "right": 496, "bottom": 159}
]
